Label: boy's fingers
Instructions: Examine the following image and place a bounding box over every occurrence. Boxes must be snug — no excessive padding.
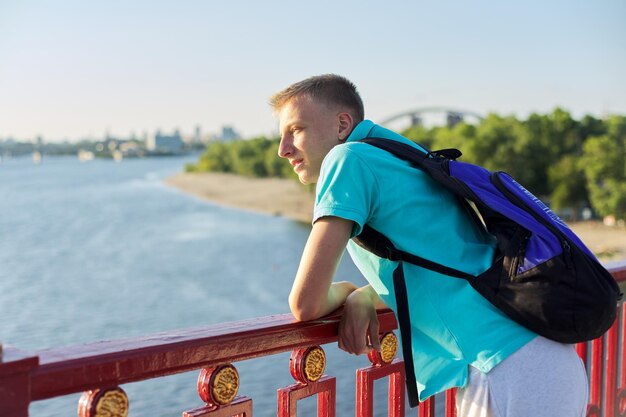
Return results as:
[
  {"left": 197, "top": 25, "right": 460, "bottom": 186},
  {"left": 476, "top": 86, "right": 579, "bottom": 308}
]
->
[
  {"left": 369, "top": 317, "right": 381, "bottom": 351},
  {"left": 371, "top": 335, "right": 381, "bottom": 352},
  {"left": 356, "top": 330, "right": 369, "bottom": 354},
  {"left": 339, "top": 330, "right": 359, "bottom": 354}
]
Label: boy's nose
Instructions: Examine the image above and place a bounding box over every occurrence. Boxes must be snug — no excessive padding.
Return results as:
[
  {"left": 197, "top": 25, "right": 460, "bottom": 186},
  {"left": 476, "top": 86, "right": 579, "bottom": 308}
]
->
[{"left": 278, "top": 136, "right": 292, "bottom": 158}]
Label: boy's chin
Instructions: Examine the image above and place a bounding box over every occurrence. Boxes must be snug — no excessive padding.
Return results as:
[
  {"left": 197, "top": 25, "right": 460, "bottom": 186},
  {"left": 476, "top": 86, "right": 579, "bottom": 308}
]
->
[{"left": 297, "top": 174, "right": 317, "bottom": 185}]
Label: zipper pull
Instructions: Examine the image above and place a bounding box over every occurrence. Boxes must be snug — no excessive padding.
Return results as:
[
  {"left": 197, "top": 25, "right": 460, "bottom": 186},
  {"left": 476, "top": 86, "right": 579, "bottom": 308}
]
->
[
  {"left": 562, "top": 241, "right": 574, "bottom": 270},
  {"left": 514, "top": 233, "right": 531, "bottom": 275}
]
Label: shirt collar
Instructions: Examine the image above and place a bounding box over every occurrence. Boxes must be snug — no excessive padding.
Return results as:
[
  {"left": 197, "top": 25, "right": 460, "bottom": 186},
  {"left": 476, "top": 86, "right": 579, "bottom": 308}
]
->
[{"left": 346, "top": 119, "right": 375, "bottom": 143}]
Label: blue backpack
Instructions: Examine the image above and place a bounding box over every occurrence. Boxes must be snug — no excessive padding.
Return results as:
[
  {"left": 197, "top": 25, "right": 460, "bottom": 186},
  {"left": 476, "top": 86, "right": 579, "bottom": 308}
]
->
[{"left": 353, "top": 137, "right": 621, "bottom": 344}]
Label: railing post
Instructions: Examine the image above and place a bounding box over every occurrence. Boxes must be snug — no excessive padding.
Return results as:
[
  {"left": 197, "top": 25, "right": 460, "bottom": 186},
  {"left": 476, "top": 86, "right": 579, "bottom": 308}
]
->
[
  {"left": 356, "top": 332, "right": 405, "bottom": 417},
  {"left": 0, "top": 346, "right": 39, "bottom": 417},
  {"left": 277, "top": 346, "right": 336, "bottom": 417},
  {"left": 619, "top": 303, "right": 626, "bottom": 417},
  {"left": 605, "top": 308, "right": 620, "bottom": 417},
  {"left": 445, "top": 388, "right": 457, "bottom": 417},
  {"left": 588, "top": 334, "right": 605, "bottom": 417},
  {"left": 418, "top": 396, "right": 435, "bottom": 417}
]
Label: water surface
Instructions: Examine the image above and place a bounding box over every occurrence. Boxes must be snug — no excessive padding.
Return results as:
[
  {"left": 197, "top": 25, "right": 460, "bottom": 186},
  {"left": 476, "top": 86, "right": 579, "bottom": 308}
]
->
[{"left": 1, "top": 155, "right": 398, "bottom": 416}]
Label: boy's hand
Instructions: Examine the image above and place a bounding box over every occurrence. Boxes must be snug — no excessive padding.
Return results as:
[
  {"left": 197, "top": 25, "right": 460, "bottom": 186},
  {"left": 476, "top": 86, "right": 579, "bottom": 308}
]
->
[{"left": 338, "top": 287, "right": 382, "bottom": 355}]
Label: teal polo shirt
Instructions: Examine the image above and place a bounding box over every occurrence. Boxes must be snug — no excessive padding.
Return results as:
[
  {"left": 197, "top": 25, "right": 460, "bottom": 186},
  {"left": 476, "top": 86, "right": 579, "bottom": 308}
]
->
[{"left": 314, "top": 120, "right": 536, "bottom": 401}]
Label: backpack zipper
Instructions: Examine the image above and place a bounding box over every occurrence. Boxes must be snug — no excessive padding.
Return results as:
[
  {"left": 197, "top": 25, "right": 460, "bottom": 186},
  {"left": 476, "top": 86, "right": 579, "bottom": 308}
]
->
[
  {"left": 510, "top": 233, "right": 531, "bottom": 276},
  {"left": 562, "top": 240, "right": 573, "bottom": 270},
  {"left": 491, "top": 172, "right": 573, "bottom": 267}
]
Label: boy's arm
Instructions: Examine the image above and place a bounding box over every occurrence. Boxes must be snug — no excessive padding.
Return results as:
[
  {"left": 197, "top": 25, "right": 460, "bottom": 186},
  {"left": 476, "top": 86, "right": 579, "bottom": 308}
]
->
[
  {"left": 288, "top": 215, "right": 388, "bottom": 355},
  {"left": 288, "top": 216, "right": 357, "bottom": 321}
]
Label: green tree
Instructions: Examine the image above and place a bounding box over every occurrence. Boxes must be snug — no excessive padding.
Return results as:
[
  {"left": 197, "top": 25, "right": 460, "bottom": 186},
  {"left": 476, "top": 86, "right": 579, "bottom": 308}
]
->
[
  {"left": 519, "top": 109, "right": 588, "bottom": 198},
  {"left": 582, "top": 116, "right": 626, "bottom": 221},
  {"left": 188, "top": 141, "right": 233, "bottom": 173},
  {"left": 229, "top": 137, "right": 272, "bottom": 177},
  {"left": 472, "top": 114, "right": 527, "bottom": 181},
  {"left": 402, "top": 125, "right": 435, "bottom": 149},
  {"left": 547, "top": 155, "right": 588, "bottom": 220},
  {"left": 548, "top": 108, "right": 581, "bottom": 156},
  {"left": 579, "top": 114, "right": 606, "bottom": 139},
  {"left": 520, "top": 113, "right": 557, "bottom": 196},
  {"left": 431, "top": 123, "right": 477, "bottom": 162}
]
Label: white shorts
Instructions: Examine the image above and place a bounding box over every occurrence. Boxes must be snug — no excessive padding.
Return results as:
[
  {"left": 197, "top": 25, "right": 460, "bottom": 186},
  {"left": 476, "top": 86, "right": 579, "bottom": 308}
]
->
[{"left": 456, "top": 336, "right": 589, "bottom": 417}]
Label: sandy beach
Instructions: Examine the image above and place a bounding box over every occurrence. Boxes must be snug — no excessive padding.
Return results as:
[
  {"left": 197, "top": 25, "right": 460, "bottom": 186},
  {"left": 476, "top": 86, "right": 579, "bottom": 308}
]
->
[
  {"left": 166, "top": 172, "right": 315, "bottom": 224},
  {"left": 165, "top": 172, "right": 626, "bottom": 262}
]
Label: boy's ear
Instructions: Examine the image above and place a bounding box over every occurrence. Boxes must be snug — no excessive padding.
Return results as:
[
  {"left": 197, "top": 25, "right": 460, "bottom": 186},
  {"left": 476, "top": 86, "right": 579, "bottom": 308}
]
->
[{"left": 337, "top": 112, "right": 354, "bottom": 142}]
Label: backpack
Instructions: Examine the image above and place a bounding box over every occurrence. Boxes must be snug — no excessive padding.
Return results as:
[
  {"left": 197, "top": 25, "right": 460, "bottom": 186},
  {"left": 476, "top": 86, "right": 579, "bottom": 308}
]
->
[{"left": 353, "top": 137, "right": 621, "bottom": 345}]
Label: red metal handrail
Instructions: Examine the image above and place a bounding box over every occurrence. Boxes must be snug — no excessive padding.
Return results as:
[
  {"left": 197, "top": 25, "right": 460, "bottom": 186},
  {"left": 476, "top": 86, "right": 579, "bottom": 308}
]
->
[
  {"left": 32, "top": 310, "right": 397, "bottom": 401},
  {"left": 0, "top": 309, "right": 398, "bottom": 416},
  {"left": 1, "top": 260, "right": 625, "bottom": 416}
]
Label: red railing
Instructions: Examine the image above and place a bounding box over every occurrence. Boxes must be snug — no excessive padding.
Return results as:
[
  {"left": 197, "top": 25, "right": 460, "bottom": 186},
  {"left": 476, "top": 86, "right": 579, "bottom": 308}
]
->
[{"left": 1, "top": 260, "right": 625, "bottom": 417}]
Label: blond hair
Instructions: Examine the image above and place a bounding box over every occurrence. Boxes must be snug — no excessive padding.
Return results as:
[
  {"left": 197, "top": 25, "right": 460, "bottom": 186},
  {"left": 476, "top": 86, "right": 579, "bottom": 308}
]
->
[{"left": 269, "top": 74, "right": 364, "bottom": 122}]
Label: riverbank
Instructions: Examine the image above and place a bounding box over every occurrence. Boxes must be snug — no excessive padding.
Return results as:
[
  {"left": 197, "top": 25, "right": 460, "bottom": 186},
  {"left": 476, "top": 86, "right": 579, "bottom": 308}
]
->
[
  {"left": 165, "top": 172, "right": 626, "bottom": 262},
  {"left": 165, "top": 172, "right": 315, "bottom": 224}
]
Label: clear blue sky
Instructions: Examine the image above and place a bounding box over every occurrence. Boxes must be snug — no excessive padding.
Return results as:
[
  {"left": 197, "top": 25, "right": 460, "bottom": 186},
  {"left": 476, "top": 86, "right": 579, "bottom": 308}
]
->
[{"left": 1, "top": 0, "right": 624, "bottom": 142}]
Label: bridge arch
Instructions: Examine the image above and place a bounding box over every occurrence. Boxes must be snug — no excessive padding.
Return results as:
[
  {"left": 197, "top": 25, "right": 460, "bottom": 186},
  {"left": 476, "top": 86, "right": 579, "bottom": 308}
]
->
[{"left": 380, "top": 107, "right": 484, "bottom": 129}]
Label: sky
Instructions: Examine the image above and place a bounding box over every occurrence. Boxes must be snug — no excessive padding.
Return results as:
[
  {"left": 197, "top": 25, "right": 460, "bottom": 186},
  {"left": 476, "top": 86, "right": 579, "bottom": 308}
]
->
[{"left": 0, "top": 0, "right": 625, "bottom": 142}]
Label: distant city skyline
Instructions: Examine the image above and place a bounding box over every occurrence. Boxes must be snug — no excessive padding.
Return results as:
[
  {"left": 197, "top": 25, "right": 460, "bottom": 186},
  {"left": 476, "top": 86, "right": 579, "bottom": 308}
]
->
[
  {"left": 0, "top": 124, "right": 241, "bottom": 144},
  {"left": 1, "top": 0, "right": 625, "bottom": 142}
]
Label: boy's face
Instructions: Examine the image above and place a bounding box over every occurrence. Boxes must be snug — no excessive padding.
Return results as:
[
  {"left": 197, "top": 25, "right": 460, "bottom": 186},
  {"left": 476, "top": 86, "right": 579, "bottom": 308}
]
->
[{"left": 277, "top": 96, "right": 344, "bottom": 184}]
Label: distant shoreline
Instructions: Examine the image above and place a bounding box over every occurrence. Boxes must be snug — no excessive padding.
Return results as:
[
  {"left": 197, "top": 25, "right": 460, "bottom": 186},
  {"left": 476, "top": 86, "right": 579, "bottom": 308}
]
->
[
  {"left": 165, "top": 172, "right": 315, "bottom": 224},
  {"left": 165, "top": 172, "right": 626, "bottom": 262}
]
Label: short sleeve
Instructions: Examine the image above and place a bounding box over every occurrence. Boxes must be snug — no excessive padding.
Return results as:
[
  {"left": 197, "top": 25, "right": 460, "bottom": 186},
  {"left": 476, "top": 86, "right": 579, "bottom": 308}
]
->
[{"left": 313, "top": 144, "right": 379, "bottom": 237}]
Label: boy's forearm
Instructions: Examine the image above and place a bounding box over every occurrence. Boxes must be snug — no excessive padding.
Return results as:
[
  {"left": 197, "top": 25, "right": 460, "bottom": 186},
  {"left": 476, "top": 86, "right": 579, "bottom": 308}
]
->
[
  {"left": 310, "top": 282, "right": 386, "bottom": 320},
  {"left": 290, "top": 281, "right": 357, "bottom": 321},
  {"left": 289, "top": 217, "right": 354, "bottom": 321},
  {"left": 352, "top": 284, "right": 388, "bottom": 310},
  {"left": 326, "top": 281, "right": 359, "bottom": 311}
]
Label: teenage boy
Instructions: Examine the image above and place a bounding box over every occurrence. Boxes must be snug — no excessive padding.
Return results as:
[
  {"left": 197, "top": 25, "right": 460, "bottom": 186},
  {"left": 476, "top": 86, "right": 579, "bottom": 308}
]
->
[{"left": 270, "top": 74, "right": 588, "bottom": 416}]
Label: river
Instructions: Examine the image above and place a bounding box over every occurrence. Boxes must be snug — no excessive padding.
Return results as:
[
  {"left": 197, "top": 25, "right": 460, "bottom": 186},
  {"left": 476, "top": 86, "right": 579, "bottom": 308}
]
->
[{"left": 0, "top": 155, "right": 403, "bottom": 416}]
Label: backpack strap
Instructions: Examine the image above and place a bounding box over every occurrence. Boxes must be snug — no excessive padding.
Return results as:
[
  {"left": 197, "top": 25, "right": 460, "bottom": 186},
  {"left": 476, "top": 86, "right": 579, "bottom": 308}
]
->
[
  {"left": 354, "top": 137, "right": 475, "bottom": 280},
  {"left": 354, "top": 225, "right": 475, "bottom": 280},
  {"left": 360, "top": 137, "right": 430, "bottom": 166},
  {"left": 361, "top": 137, "right": 462, "bottom": 163}
]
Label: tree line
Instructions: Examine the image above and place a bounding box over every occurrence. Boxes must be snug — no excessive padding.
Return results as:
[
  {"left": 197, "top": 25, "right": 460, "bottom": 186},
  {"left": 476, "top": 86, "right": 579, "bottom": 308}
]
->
[
  {"left": 186, "top": 109, "right": 626, "bottom": 222},
  {"left": 186, "top": 137, "right": 294, "bottom": 178}
]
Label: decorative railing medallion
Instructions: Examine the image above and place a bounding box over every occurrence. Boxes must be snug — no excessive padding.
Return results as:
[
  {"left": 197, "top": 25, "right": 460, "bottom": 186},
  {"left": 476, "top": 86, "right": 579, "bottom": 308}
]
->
[
  {"left": 184, "top": 363, "right": 252, "bottom": 417},
  {"left": 198, "top": 364, "right": 240, "bottom": 406},
  {"left": 77, "top": 387, "right": 129, "bottom": 417},
  {"left": 290, "top": 345, "right": 326, "bottom": 384}
]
